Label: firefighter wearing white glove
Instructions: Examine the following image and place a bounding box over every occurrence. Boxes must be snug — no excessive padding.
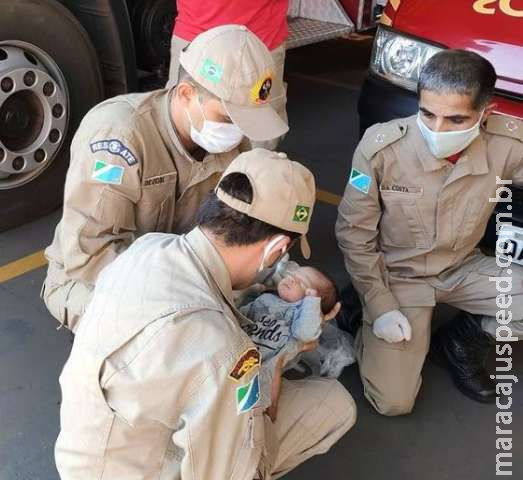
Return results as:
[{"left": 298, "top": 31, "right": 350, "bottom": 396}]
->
[{"left": 372, "top": 310, "right": 412, "bottom": 344}]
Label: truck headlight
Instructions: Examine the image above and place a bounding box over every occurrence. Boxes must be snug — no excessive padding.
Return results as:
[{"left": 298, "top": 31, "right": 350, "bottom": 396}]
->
[{"left": 370, "top": 27, "right": 444, "bottom": 91}]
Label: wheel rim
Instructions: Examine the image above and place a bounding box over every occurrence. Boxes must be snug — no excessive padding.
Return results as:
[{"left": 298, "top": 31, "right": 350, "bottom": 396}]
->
[{"left": 0, "top": 41, "right": 69, "bottom": 189}]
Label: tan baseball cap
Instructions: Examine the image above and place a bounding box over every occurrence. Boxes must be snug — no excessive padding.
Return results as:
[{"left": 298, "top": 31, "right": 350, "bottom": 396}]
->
[
  {"left": 215, "top": 149, "right": 316, "bottom": 258},
  {"left": 179, "top": 24, "right": 289, "bottom": 142}
]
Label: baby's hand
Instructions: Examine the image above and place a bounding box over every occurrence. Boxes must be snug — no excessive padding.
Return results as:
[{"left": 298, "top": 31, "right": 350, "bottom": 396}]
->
[
  {"left": 297, "top": 301, "right": 340, "bottom": 354},
  {"left": 304, "top": 290, "right": 340, "bottom": 325},
  {"left": 323, "top": 302, "right": 341, "bottom": 324}
]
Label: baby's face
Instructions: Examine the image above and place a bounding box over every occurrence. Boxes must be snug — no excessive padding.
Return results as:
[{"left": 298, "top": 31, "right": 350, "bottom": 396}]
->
[{"left": 276, "top": 267, "right": 323, "bottom": 303}]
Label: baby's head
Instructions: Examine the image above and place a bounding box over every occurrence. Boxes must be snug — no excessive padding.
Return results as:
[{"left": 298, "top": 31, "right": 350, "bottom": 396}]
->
[{"left": 276, "top": 266, "right": 337, "bottom": 313}]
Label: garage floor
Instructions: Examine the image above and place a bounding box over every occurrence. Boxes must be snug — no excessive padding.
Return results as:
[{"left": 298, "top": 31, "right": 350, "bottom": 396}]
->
[{"left": 0, "top": 38, "right": 521, "bottom": 479}]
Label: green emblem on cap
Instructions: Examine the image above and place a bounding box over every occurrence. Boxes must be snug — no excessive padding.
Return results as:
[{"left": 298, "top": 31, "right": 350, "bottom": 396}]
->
[
  {"left": 293, "top": 205, "right": 310, "bottom": 223},
  {"left": 200, "top": 58, "right": 223, "bottom": 84}
]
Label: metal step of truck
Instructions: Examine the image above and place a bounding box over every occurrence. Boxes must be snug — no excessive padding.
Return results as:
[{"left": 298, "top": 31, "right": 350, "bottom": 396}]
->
[
  {"left": 287, "top": 17, "right": 353, "bottom": 49},
  {"left": 287, "top": 0, "right": 355, "bottom": 49}
]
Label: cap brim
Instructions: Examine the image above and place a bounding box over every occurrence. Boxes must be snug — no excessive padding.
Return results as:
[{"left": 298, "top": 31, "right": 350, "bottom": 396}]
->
[
  {"left": 300, "top": 235, "right": 311, "bottom": 260},
  {"left": 223, "top": 100, "right": 289, "bottom": 142}
]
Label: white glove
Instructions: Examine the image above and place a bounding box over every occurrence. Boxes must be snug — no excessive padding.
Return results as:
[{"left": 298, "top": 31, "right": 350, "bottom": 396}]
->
[{"left": 372, "top": 310, "right": 412, "bottom": 343}]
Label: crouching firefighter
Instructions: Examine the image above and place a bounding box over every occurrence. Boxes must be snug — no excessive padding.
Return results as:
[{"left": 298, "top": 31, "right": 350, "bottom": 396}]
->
[{"left": 336, "top": 50, "right": 523, "bottom": 415}]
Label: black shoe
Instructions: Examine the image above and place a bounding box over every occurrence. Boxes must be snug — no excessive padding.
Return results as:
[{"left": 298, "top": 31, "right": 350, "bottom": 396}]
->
[
  {"left": 336, "top": 281, "right": 363, "bottom": 337},
  {"left": 430, "top": 311, "right": 496, "bottom": 404}
]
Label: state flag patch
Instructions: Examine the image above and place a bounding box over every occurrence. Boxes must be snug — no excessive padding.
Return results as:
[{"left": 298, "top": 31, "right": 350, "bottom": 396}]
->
[
  {"left": 92, "top": 160, "right": 124, "bottom": 185},
  {"left": 349, "top": 168, "right": 371, "bottom": 194},
  {"left": 236, "top": 374, "right": 260, "bottom": 414}
]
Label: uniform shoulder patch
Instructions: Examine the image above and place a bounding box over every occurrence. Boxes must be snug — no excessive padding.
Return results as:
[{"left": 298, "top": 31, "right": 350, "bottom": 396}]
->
[
  {"left": 484, "top": 115, "right": 523, "bottom": 142},
  {"left": 92, "top": 160, "right": 124, "bottom": 185},
  {"left": 236, "top": 373, "right": 260, "bottom": 414},
  {"left": 359, "top": 120, "right": 408, "bottom": 160},
  {"left": 349, "top": 167, "right": 371, "bottom": 194},
  {"left": 90, "top": 139, "right": 139, "bottom": 166},
  {"left": 229, "top": 348, "right": 260, "bottom": 382}
]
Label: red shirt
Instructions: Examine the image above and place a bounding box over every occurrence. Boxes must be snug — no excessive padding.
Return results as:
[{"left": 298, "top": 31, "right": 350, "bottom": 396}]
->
[
  {"left": 174, "top": 0, "right": 289, "bottom": 51},
  {"left": 447, "top": 152, "right": 462, "bottom": 164}
]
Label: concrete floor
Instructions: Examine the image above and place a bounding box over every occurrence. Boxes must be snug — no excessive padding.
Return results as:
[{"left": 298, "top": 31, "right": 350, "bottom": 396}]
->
[{"left": 1, "top": 38, "right": 522, "bottom": 479}]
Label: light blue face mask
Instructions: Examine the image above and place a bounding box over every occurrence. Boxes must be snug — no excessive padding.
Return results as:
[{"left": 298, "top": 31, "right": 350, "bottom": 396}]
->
[{"left": 417, "top": 110, "right": 484, "bottom": 159}]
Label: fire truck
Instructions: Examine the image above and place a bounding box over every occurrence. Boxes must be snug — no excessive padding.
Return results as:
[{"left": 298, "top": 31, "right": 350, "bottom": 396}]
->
[
  {"left": 358, "top": 0, "right": 523, "bottom": 249},
  {"left": 0, "top": 0, "right": 382, "bottom": 231}
]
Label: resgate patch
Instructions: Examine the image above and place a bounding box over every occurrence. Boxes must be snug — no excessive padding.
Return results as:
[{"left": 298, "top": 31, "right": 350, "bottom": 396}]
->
[
  {"left": 90, "top": 139, "right": 138, "bottom": 166},
  {"left": 229, "top": 348, "right": 260, "bottom": 382}
]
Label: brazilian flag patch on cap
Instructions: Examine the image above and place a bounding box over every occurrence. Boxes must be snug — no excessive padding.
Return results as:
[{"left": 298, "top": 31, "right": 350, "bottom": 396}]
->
[
  {"left": 200, "top": 58, "right": 223, "bottom": 84},
  {"left": 293, "top": 205, "right": 310, "bottom": 223}
]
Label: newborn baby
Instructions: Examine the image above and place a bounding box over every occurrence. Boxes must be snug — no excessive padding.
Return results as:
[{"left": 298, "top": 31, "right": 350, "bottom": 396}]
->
[{"left": 239, "top": 266, "right": 337, "bottom": 408}]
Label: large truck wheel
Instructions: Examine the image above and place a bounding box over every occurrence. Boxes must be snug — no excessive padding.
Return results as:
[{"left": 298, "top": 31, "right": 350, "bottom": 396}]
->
[{"left": 0, "top": 0, "right": 103, "bottom": 232}]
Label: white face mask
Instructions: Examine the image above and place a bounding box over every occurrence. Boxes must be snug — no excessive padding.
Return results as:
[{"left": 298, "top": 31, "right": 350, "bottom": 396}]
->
[
  {"left": 416, "top": 110, "right": 484, "bottom": 159},
  {"left": 185, "top": 98, "right": 244, "bottom": 154},
  {"left": 254, "top": 235, "right": 287, "bottom": 284}
]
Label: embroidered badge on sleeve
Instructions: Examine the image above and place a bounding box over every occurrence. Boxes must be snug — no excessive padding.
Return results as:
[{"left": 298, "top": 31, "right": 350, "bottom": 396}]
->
[
  {"left": 90, "top": 139, "right": 138, "bottom": 166},
  {"left": 236, "top": 374, "right": 260, "bottom": 414},
  {"left": 229, "top": 348, "right": 260, "bottom": 382},
  {"left": 349, "top": 167, "right": 371, "bottom": 194},
  {"left": 92, "top": 160, "right": 124, "bottom": 185}
]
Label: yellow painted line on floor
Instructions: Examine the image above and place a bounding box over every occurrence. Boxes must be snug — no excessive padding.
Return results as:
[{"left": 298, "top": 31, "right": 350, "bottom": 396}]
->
[
  {"left": 0, "top": 190, "right": 342, "bottom": 283},
  {"left": 317, "top": 189, "right": 342, "bottom": 206},
  {"left": 0, "top": 249, "right": 47, "bottom": 284}
]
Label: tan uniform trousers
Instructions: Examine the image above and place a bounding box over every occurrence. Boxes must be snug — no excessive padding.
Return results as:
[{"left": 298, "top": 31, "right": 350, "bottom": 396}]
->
[
  {"left": 266, "top": 377, "right": 356, "bottom": 478},
  {"left": 167, "top": 34, "right": 288, "bottom": 151},
  {"left": 357, "top": 253, "right": 523, "bottom": 417},
  {"left": 140, "top": 378, "right": 355, "bottom": 480}
]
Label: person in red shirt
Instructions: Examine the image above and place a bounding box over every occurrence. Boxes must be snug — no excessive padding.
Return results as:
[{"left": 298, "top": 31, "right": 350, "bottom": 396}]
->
[{"left": 167, "top": 0, "right": 289, "bottom": 150}]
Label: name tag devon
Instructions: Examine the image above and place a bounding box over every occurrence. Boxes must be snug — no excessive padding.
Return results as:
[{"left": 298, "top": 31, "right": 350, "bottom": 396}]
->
[
  {"left": 142, "top": 172, "right": 177, "bottom": 187},
  {"left": 380, "top": 184, "right": 423, "bottom": 196}
]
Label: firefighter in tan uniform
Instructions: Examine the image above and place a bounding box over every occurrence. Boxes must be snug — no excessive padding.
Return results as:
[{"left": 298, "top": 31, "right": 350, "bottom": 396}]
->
[
  {"left": 55, "top": 149, "right": 356, "bottom": 479},
  {"left": 336, "top": 50, "right": 523, "bottom": 415},
  {"left": 42, "top": 25, "right": 288, "bottom": 333}
]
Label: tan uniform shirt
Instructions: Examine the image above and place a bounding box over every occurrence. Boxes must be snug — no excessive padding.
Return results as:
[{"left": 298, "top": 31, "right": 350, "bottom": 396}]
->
[
  {"left": 56, "top": 228, "right": 268, "bottom": 479},
  {"left": 45, "top": 89, "right": 238, "bottom": 287},
  {"left": 336, "top": 114, "right": 523, "bottom": 322}
]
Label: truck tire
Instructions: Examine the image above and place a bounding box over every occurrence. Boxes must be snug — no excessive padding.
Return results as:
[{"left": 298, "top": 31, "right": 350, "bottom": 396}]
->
[{"left": 0, "top": 0, "right": 103, "bottom": 232}]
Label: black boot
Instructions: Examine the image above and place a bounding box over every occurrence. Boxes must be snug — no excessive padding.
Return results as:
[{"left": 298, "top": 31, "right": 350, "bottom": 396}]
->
[
  {"left": 431, "top": 311, "right": 496, "bottom": 403},
  {"left": 336, "top": 281, "right": 363, "bottom": 337}
]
